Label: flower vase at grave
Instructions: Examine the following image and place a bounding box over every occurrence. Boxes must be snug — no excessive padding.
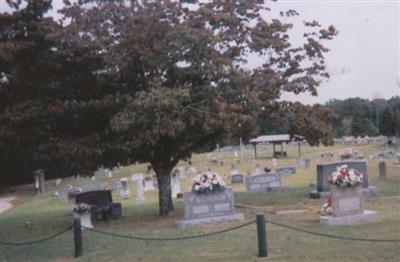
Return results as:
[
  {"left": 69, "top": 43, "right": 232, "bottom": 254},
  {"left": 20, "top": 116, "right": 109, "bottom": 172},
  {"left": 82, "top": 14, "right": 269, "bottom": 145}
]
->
[{"left": 74, "top": 212, "right": 93, "bottom": 229}]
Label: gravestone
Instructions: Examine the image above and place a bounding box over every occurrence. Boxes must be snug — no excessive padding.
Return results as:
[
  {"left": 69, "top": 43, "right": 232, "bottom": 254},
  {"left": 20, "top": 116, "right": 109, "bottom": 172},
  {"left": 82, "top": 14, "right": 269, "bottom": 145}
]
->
[
  {"left": 152, "top": 175, "right": 158, "bottom": 188},
  {"left": 75, "top": 190, "right": 122, "bottom": 220},
  {"left": 276, "top": 166, "right": 296, "bottom": 177},
  {"left": 120, "top": 178, "right": 130, "bottom": 199},
  {"left": 33, "top": 169, "right": 46, "bottom": 193},
  {"left": 304, "top": 159, "right": 311, "bottom": 169},
  {"left": 174, "top": 167, "right": 186, "bottom": 177},
  {"left": 309, "top": 160, "right": 378, "bottom": 199},
  {"left": 245, "top": 173, "right": 283, "bottom": 192},
  {"left": 297, "top": 158, "right": 311, "bottom": 169},
  {"left": 171, "top": 176, "right": 182, "bottom": 199},
  {"left": 378, "top": 161, "right": 386, "bottom": 179},
  {"left": 176, "top": 188, "right": 244, "bottom": 228},
  {"left": 254, "top": 164, "right": 262, "bottom": 175},
  {"left": 272, "top": 158, "right": 277, "bottom": 167},
  {"left": 321, "top": 152, "right": 334, "bottom": 162},
  {"left": 320, "top": 185, "right": 377, "bottom": 226},
  {"left": 132, "top": 174, "right": 145, "bottom": 204},
  {"left": 229, "top": 169, "right": 243, "bottom": 184},
  {"left": 144, "top": 178, "right": 156, "bottom": 191}
]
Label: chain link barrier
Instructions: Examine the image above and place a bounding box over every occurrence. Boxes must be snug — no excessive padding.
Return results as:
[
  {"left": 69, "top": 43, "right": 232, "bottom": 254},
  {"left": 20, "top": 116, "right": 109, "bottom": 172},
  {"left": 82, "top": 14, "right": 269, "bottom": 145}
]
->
[
  {"left": 1, "top": 217, "right": 399, "bottom": 246},
  {"left": 266, "top": 219, "right": 400, "bottom": 243},
  {"left": 0, "top": 226, "right": 73, "bottom": 246},
  {"left": 84, "top": 219, "right": 256, "bottom": 241}
]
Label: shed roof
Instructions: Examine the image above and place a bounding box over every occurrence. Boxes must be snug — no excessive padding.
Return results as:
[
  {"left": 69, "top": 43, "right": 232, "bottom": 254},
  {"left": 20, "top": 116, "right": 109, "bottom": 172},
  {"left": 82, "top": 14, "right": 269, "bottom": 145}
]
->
[{"left": 249, "top": 134, "right": 290, "bottom": 144}]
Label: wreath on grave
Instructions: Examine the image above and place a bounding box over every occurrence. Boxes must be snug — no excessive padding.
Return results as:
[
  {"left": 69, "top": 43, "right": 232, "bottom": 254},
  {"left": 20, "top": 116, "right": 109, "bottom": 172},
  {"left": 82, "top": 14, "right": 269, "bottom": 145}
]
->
[
  {"left": 192, "top": 172, "right": 225, "bottom": 194},
  {"left": 328, "top": 165, "right": 363, "bottom": 188}
]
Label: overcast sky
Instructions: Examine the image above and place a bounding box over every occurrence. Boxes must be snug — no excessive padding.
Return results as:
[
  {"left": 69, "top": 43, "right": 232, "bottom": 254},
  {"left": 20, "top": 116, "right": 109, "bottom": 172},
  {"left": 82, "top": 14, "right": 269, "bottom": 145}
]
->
[
  {"left": 271, "top": 0, "right": 400, "bottom": 104},
  {"left": 1, "top": 0, "right": 399, "bottom": 104}
]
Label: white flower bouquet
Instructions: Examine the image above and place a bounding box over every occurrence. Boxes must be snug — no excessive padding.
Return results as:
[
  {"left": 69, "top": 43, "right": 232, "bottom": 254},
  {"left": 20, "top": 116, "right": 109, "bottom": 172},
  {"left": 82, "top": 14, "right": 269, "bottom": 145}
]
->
[
  {"left": 73, "top": 203, "right": 92, "bottom": 214},
  {"left": 192, "top": 172, "right": 225, "bottom": 194},
  {"left": 329, "top": 165, "right": 363, "bottom": 187}
]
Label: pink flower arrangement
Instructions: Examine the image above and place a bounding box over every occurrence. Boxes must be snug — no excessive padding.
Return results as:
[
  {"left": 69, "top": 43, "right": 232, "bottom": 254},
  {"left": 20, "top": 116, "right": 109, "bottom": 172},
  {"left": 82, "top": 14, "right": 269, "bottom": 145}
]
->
[
  {"left": 329, "top": 165, "right": 363, "bottom": 187},
  {"left": 192, "top": 172, "right": 225, "bottom": 194}
]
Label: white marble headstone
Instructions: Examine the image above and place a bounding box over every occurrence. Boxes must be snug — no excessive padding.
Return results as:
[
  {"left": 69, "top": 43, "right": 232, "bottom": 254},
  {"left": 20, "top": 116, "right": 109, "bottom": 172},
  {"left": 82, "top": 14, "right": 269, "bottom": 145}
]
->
[
  {"left": 144, "top": 179, "right": 155, "bottom": 192},
  {"left": 132, "top": 174, "right": 145, "bottom": 204}
]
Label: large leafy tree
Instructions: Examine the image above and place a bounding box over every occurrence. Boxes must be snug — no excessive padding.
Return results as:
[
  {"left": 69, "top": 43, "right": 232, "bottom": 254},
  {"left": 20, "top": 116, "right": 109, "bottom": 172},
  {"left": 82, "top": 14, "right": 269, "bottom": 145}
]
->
[{"left": 1, "top": 0, "right": 337, "bottom": 215}]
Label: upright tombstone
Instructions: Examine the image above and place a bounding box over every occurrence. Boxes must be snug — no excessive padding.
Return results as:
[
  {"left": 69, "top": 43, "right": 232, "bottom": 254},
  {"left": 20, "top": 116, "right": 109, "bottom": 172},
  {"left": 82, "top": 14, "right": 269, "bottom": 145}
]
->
[
  {"left": 298, "top": 158, "right": 310, "bottom": 168},
  {"left": 378, "top": 161, "right": 387, "bottom": 180},
  {"left": 254, "top": 163, "right": 262, "bottom": 175},
  {"left": 144, "top": 177, "right": 156, "bottom": 191},
  {"left": 120, "top": 178, "right": 130, "bottom": 199},
  {"left": 171, "top": 175, "right": 182, "bottom": 199},
  {"left": 245, "top": 173, "right": 283, "bottom": 192},
  {"left": 275, "top": 166, "right": 296, "bottom": 177},
  {"left": 320, "top": 152, "right": 334, "bottom": 162},
  {"left": 75, "top": 190, "right": 122, "bottom": 221},
  {"left": 304, "top": 159, "right": 311, "bottom": 169},
  {"left": 272, "top": 158, "right": 277, "bottom": 168},
  {"left": 176, "top": 188, "right": 244, "bottom": 228},
  {"left": 131, "top": 174, "right": 145, "bottom": 204},
  {"left": 229, "top": 169, "right": 244, "bottom": 184},
  {"left": 309, "top": 160, "right": 378, "bottom": 198},
  {"left": 320, "top": 185, "right": 377, "bottom": 226},
  {"left": 33, "top": 169, "right": 46, "bottom": 193},
  {"left": 106, "top": 169, "right": 113, "bottom": 178},
  {"left": 174, "top": 167, "right": 186, "bottom": 178}
]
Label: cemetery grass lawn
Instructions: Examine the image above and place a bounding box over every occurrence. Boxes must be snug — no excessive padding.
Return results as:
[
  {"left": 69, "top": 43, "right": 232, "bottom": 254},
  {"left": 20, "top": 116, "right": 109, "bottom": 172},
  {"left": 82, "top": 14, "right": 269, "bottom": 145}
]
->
[{"left": 0, "top": 144, "right": 399, "bottom": 261}]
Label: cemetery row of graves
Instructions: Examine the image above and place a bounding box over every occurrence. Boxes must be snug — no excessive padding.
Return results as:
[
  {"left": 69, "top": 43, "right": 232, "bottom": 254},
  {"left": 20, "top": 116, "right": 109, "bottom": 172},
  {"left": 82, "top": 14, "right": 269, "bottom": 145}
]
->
[{"left": 0, "top": 141, "right": 399, "bottom": 261}]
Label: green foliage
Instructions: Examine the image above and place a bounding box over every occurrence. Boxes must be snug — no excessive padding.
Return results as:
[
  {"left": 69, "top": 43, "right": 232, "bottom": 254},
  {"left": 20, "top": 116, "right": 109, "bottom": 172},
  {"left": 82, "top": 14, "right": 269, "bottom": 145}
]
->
[
  {"left": 327, "top": 97, "right": 400, "bottom": 138},
  {"left": 0, "top": 0, "right": 337, "bottom": 214},
  {"left": 257, "top": 102, "right": 336, "bottom": 146}
]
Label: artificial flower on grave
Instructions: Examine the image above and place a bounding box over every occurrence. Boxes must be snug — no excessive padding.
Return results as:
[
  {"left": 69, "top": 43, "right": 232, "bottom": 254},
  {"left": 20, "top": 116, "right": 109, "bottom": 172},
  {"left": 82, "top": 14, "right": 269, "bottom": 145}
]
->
[
  {"left": 339, "top": 150, "right": 352, "bottom": 160},
  {"left": 73, "top": 203, "right": 92, "bottom": 214},
  {"left": 320, "top": 196, "right": 332, "bottom": 216},
  {"left": 329, "top": 165, "right": 363, "bottom": 188},
  {"left": 192, "top": 171, "right": 225, "bottom": 194}
]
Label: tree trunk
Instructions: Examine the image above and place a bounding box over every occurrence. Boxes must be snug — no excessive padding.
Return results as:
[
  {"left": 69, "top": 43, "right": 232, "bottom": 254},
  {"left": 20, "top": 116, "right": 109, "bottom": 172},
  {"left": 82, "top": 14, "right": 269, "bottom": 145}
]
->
[{"left": 155, "top": 170, "right": 174, "bottom": 216}]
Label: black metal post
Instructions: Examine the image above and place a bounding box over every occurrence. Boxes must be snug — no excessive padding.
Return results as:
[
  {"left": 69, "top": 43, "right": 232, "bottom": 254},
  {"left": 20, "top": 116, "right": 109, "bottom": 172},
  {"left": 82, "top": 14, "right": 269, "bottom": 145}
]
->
[
  {"left": 256, "top": 213, "right": 267, "bottom": 257},
  {"left": 73, "top": 217, "right": 83, "bottom": 257}
]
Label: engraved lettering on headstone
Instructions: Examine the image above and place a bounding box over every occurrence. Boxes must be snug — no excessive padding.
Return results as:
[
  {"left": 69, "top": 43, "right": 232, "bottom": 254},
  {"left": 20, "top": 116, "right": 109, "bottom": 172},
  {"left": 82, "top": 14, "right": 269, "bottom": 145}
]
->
[
  {"left": 192, "top": 205, "right": 209, "bottom": 214},
  {"left": 214, "top": 203, "right": 230, "bottom": 212},
  {"left": 338, "top": 198, "right": 361, "bottom": 212}
]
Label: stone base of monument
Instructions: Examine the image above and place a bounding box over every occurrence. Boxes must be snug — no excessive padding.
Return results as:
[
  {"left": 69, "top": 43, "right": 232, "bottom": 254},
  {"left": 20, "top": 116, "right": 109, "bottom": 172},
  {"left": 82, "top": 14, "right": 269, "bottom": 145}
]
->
[
  {"left": 320, "top": 210, "right": 377, "bottom": 226},
  {"left": 176, "top": 213, "right": 244, "bottom": 228}
]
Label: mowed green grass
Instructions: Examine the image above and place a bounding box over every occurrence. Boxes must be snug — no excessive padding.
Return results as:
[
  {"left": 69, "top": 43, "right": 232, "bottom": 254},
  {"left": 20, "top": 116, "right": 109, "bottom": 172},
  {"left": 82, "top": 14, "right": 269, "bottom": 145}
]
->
[{"left": 0, "top": 144, "right": 399, "bottom": 261}]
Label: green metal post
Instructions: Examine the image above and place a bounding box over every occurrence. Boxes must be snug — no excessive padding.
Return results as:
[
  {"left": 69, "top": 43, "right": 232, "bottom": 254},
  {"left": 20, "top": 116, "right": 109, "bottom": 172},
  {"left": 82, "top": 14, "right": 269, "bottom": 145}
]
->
[
  {"left": 256, "top": 213, "right": 267, "bottom": 257},
  {"left": 73, "top": 217, "right": 83, "bottom": 257}
]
